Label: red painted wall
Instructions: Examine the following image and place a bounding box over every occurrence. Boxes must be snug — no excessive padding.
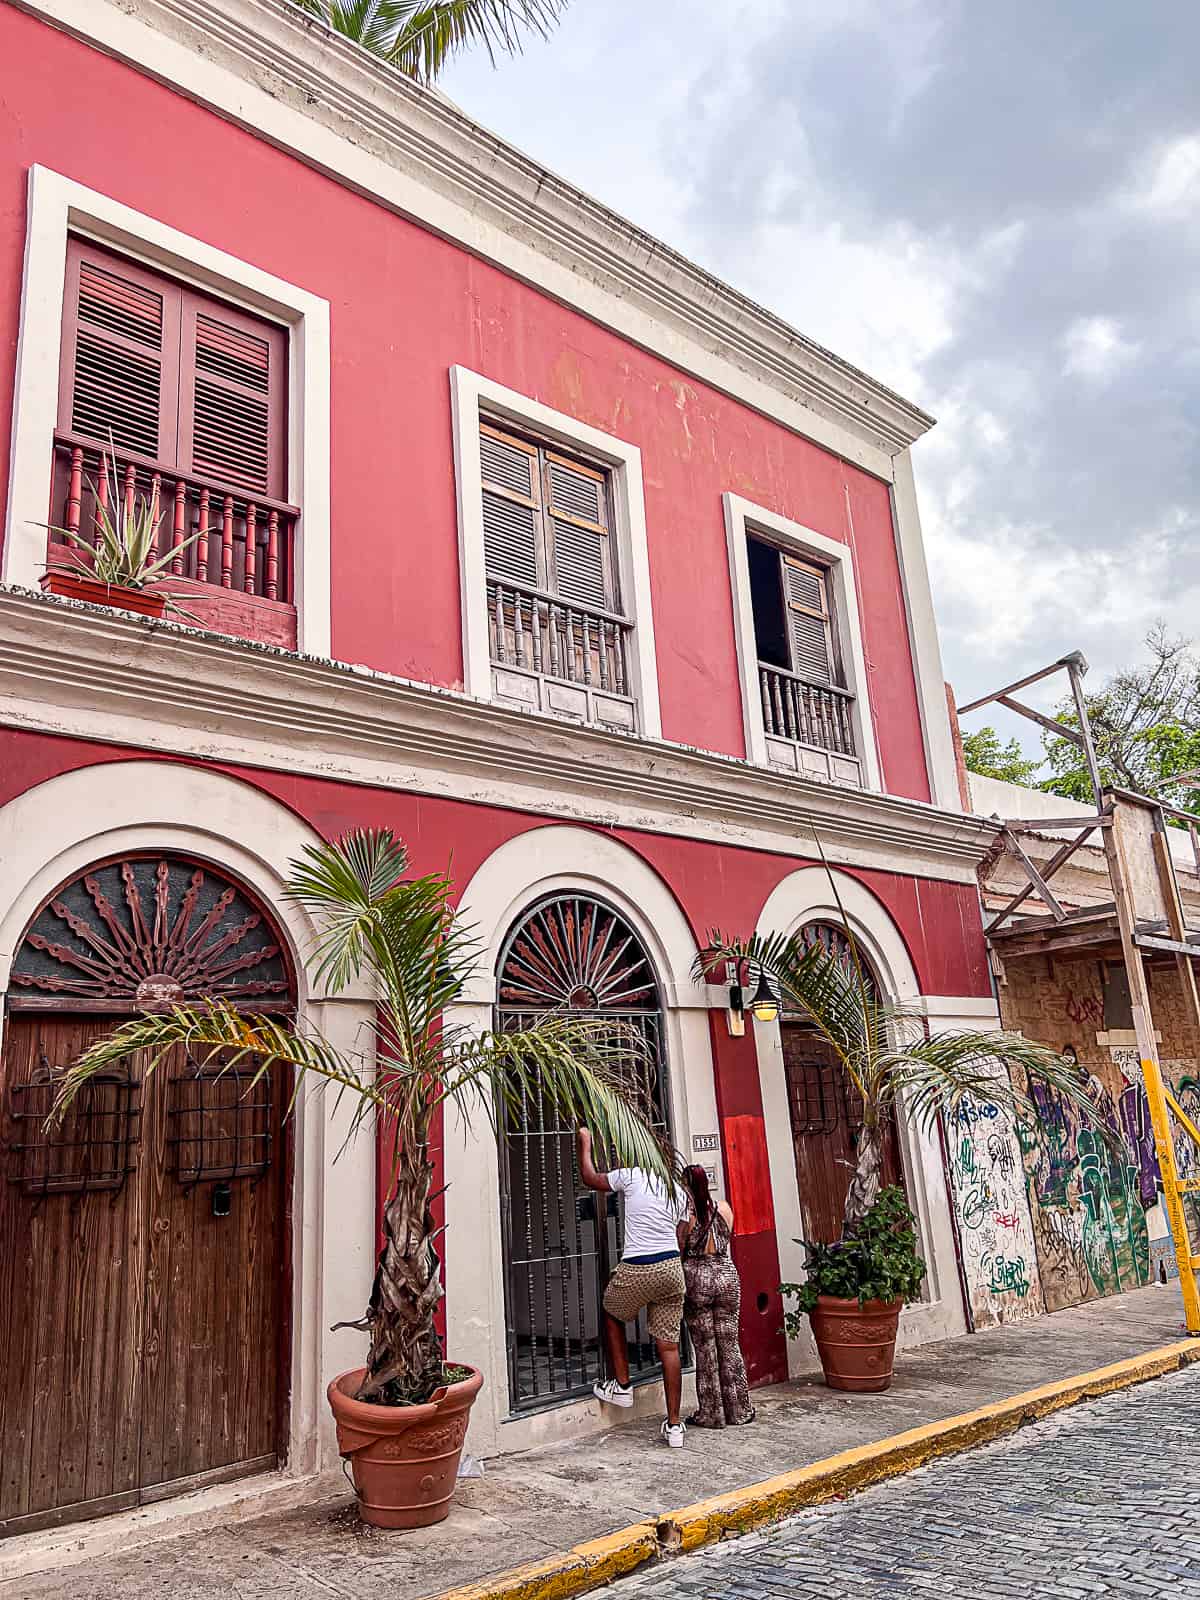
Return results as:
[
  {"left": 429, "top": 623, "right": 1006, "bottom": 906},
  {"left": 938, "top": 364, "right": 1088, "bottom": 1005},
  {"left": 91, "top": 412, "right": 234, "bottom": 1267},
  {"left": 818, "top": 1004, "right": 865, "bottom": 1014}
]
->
[
  {"left": 0, "top": 7, "right": 931, "bottom": 801},
  {"left": 0, "top": 731, "right": 990, "bottom": 1387}
]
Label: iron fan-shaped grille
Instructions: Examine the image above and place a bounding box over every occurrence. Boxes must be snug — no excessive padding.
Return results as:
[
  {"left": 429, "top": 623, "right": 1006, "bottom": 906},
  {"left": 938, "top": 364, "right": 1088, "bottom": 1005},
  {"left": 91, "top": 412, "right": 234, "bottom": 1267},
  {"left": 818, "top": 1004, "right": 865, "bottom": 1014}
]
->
[
  {"left": 497, "top": 895, "right": 659, "bottom": 1014},
  {"left": 9, "top": 855, "right": 293, "bottom": 1013}
]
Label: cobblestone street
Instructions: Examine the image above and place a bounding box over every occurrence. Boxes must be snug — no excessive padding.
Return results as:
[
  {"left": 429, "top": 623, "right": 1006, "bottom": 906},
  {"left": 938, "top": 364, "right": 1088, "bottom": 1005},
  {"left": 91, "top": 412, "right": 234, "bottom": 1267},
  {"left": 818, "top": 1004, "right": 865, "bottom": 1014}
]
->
[{"left": 619, "top": 1366, "right": 1200, "bottom": 1600}]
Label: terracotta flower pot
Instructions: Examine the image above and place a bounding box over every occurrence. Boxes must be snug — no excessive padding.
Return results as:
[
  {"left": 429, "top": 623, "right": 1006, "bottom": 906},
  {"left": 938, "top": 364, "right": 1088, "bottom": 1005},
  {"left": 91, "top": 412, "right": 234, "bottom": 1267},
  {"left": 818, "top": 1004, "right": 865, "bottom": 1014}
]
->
[
  {"left": 809, "top": 1295, "right": 902, "bottom": 1392},
  {"left": 328, "top": 1365, "right": 484, "bottom": 1530},
  {"left": 41, "top": 568, "right": 167, "bottom": 618}
]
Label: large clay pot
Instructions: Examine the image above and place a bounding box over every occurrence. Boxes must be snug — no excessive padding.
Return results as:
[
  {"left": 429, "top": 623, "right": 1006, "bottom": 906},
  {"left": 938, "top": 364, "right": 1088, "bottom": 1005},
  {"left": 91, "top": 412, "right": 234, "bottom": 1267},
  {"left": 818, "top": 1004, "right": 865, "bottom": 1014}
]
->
[
  {"left": 328, "top": 1365, "right": 483, "bottom": 1530},
  {"left": 41, "top": 568, "right": 167, "bottom": 618},
  {"left": 809, "top": 1295, "right": 902, "bottom": 1392}
]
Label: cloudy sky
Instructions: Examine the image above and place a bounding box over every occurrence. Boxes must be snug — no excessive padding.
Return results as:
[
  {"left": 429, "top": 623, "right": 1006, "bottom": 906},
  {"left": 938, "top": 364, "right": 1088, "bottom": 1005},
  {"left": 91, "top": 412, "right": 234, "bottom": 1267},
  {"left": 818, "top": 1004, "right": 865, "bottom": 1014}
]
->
[{"left": 444, "top": 1, "right": 1200, "bottom": 748}]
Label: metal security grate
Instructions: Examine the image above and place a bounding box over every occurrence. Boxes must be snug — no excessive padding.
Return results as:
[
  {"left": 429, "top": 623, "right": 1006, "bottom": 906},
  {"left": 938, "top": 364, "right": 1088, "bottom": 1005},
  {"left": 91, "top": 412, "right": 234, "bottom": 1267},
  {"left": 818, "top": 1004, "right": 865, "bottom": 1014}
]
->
[
  {"left": 7, "top": 1066, "right": 140, "bottom": 1196},
  {"left": 168, "top": 1057, "right": 272, "bottom": 1185},
  {"left": 496, "top": 895, "right": 674, "bottom": 1414}
]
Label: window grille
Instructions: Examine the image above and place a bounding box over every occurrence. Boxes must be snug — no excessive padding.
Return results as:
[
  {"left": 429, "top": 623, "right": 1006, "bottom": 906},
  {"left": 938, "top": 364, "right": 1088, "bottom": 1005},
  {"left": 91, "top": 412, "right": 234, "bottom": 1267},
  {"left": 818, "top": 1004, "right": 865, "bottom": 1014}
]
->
[
  {"left": 168, "top": 1057, "right": 273, "bottom": 1185},
  {"left": 7, "top": 1063, "right": 140, "bottom": 1197}
]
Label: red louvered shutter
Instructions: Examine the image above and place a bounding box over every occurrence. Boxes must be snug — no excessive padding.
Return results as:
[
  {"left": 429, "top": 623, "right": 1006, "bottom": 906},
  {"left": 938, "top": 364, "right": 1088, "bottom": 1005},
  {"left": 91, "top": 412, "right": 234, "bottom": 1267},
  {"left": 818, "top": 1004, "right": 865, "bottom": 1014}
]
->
[
  {"left": 178, "top": 294, "right": 287, "bottom": 500},
  {"left": 58, "top": 239, "right": 181, "bottom": 462}
]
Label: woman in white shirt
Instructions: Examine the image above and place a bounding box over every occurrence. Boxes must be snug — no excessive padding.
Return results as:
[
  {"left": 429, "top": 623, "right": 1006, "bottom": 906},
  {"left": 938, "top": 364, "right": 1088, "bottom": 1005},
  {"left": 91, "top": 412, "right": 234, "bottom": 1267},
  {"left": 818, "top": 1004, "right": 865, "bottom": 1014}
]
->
[{"left": 576, "top": 1127, "right": 689, "bottom": 1448}]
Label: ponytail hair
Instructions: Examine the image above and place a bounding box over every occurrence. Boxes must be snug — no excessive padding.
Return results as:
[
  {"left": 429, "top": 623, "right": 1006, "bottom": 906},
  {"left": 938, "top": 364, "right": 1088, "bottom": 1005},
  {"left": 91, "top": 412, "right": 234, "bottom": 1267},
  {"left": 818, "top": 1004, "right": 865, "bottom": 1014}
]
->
[{"left": 683, "top": 1163, "right": 716, "bottom": 1237}]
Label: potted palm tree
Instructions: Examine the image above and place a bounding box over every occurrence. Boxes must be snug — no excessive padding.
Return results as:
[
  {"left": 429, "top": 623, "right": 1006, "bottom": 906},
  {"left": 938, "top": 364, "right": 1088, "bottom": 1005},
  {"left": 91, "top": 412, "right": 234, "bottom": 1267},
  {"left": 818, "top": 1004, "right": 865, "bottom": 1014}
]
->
[
  {"left": 52, "top": 828, "right": 670, "bottom": 1528},
  {"left": 699, "top": 892, "right": 1105, "bottom": 1393}
]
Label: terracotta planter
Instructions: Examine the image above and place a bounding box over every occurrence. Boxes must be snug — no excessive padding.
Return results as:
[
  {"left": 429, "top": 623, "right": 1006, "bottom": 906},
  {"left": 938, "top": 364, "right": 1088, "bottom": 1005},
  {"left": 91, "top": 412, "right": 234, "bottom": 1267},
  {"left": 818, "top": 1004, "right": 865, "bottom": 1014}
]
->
[
  {"left": 41, "top": 568, "right": 167, "bottom": 618},
  {"left": 328, "top": 1365, "right": 483, "bottom": 1530},
  {"left": 809, "top": 1295, "right": 902, "bottom": 1392}
]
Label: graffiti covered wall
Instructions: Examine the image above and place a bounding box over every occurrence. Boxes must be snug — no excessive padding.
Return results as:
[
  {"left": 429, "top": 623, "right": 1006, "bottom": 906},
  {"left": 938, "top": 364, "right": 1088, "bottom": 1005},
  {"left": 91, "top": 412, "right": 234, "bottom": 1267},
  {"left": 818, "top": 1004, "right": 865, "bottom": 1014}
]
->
[
  {"left": 947, "top": 1084, "right": 1045, "bottom": 1329},
  {"left": 994, "top": 955, "right": 1200, "bottom": 1315}
]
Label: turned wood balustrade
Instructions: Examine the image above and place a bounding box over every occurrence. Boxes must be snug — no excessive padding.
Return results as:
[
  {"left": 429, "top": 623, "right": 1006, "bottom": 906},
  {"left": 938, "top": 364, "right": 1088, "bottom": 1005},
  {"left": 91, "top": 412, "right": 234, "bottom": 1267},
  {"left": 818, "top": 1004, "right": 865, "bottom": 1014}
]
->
[
  {"left": 51, "top": 432, "right": 296, "bottom": 603},
  {"left": 759, "top": 661, "right": 856, "bottom": 756},
  {"left": 487, "top": 577, "right": 631, "bottom": 697}
]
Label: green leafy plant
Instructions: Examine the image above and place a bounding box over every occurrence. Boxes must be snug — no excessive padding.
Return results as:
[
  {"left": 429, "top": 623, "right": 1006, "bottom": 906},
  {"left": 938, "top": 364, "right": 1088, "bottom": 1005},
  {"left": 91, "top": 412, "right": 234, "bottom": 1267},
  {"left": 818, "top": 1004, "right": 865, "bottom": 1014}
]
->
[
  {"left": 293, "top": 0, "right": 569, "bottom": 81},
  {"left": 44, "top": 449, "right": 203, "bottom": 617},
  {"left": 781, "top": 1186, "right": 925, "bottom": 1332},
  {"left": 52, "top": 828, "right": 671, "bottom": 1407}
]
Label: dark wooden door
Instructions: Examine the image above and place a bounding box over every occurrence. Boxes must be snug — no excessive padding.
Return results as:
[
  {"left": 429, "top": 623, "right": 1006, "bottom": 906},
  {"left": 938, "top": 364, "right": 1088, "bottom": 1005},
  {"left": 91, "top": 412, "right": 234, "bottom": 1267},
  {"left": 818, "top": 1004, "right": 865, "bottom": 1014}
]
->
[
  {"left": 781, "top": 1023, "right": 905, "bottom": 1244},
  {"left": 0, "top": 1016, "right": 288, "bottom": 1535}
]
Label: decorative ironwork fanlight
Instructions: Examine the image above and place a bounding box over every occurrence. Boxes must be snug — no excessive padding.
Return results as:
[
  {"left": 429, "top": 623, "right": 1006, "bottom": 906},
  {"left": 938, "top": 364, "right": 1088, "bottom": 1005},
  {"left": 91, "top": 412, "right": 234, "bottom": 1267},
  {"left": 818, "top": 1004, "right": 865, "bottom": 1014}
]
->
[
  {"left": 9, "top": 855, "right": 292, "bottom": 1012},
  {"left": 497, "top": 895, "right": 658, "bottom": 1013}
]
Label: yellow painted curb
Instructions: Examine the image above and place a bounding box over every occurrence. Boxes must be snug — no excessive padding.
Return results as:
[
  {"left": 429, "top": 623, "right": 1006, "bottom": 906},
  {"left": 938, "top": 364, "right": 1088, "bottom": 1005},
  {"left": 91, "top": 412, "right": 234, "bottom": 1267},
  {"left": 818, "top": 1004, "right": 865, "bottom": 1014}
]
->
[{"left": 430, "top": 1338, "right": 1200, "bottom": 1600}]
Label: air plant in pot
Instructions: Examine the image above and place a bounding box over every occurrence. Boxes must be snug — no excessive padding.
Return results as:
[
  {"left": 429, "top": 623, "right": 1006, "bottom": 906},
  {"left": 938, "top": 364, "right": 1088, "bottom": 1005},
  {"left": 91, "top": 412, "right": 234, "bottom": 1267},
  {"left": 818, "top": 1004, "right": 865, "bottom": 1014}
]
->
[
  {"left": 40, "top": 444, "right": 203, "bottom": 619},
  {"left": 697, "top": 869, "right": 1107, "bottom": 1393},
  {"left": 51, "top": 829, "right": 671, "bottom": 1528}
]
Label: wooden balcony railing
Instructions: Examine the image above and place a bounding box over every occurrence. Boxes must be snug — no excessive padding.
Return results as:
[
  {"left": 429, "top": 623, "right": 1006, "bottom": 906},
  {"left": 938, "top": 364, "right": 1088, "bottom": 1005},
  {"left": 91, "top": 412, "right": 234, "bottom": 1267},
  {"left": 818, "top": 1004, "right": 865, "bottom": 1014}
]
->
[
  {"left": 50, "top": 433, "right": 297, "bottom": 605},
  {"left": 759, "top": 662, "right": 855, "bottom": 757},
  {"left": 488, "top": 579, "right": 632, "bottom": 698}
]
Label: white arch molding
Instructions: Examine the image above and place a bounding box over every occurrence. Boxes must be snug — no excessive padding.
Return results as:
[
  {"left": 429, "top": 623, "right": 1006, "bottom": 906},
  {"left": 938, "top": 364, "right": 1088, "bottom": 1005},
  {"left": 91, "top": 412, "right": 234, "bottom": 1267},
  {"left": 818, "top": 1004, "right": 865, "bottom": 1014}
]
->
[
  {"left": 444, "top": 824, "right": 718, "bottom": 1453},
  {"left": 750, "top": 865, "right": 968, "bottom": 1372},
  {"left": 0, "top": 760, "right": 376, "bottom": 1490}
]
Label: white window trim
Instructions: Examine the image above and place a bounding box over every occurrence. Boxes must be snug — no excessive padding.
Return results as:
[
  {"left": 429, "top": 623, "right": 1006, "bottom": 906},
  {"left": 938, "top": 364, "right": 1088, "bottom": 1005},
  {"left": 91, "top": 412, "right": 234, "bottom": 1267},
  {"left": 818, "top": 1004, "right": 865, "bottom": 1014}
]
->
[
  {"left": 3, "top": 165, "right": 332, "bottom": 656},
  {"left": 723, "top": 491, "right": 881, "bottom": 791},
  {"left": 450, "top": 365, "right": 661, "bottom": 740}
]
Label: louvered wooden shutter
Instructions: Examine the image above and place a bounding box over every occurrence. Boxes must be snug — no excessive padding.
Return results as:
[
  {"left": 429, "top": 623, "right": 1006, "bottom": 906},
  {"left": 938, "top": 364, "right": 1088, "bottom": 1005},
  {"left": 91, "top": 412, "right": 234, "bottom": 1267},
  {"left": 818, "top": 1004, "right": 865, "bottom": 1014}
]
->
[
  {"left": 59, "top": 239, "right": 287, "bottom": 503},
  {"left": 59, "top": 239, "right": 181, "bottom": 462},
  {"left": 480, "top": 425, "right": 540, "bottom": 589},
  {"left": 783, "top": 556, "right": 835, "bottom": 684},
  {"left": 179, "top": 296, "right": 287, "bottom": 499},
  {"left": 545, "top": 453, "right": 613, "bottom": 611}
]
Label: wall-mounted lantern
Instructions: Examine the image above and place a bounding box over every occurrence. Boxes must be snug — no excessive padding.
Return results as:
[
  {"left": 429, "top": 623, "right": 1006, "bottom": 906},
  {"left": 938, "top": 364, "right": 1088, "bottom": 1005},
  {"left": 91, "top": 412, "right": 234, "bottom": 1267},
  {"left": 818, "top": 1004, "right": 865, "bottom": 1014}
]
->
[
  {"left": 725, "top": 962, "right": 781, "bottom": 1033},
  {"left": 749, "top": 969, "right": 780, "bottom": 1024}
]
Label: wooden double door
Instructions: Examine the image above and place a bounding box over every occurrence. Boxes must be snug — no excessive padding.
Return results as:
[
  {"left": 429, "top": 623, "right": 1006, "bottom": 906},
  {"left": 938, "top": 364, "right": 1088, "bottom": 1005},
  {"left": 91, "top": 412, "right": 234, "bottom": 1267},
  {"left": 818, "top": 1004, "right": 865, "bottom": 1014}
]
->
[
  {"left": 781, "top": 1022, "right": 905, "bottom": 1244},
  {"left": 0, "top": 1013, "right": 290, "bottom": 1535}
]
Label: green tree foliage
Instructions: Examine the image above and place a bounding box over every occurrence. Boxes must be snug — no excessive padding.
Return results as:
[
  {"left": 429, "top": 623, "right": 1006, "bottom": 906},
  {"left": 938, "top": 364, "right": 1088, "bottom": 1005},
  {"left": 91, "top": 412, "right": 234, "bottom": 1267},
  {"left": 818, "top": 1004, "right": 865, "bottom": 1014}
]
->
[
  {"left": 1041, "top": 626, "right": 1200, "bottom": 818},
  {"left": 292, "top": 0, "right": 569, "bottom": 81},
  {"left": 961, "top": 725, "right": 1042, "bottom": 785}
]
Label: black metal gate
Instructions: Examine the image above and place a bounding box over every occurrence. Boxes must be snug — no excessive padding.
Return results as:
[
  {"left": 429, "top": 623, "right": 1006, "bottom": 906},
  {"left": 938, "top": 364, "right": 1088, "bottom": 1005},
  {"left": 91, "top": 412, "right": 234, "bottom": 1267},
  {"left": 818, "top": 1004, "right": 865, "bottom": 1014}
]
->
[{"left": 496, "top": 894, "right": 672, "bottom": 1413}]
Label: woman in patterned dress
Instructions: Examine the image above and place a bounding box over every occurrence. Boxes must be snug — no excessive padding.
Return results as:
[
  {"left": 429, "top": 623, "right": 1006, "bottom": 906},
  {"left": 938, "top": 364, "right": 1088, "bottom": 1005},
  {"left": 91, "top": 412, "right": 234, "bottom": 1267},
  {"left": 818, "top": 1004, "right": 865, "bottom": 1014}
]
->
[{"left": 678, "top": 1165, "right": 755, "bottom": 1428}]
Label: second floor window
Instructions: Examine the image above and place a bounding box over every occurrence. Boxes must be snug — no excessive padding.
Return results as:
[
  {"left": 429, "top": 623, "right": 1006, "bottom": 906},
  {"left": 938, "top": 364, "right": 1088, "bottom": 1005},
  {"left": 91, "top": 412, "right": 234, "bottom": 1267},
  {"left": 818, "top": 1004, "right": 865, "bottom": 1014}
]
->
[
  {"left": 747, "top": 536, "right": 855, "bottom": 758},
  {"left": 51, "top": 239, "right": 294, "bottom": 602},
  {"left": 481, "top": 422, "right": 636, "bottom": 730}
]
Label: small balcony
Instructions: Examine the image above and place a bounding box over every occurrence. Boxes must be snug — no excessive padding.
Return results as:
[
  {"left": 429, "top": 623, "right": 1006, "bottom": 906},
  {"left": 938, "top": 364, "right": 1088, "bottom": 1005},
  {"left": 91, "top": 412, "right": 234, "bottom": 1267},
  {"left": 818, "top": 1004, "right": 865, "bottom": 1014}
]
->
[
  {"left": 487, "top": 578, "right": 637, "bottom": 732},
  {"left": 46, "top": 434, "right": 299, "bottom": 648},
  {"left": 758, "top": 662, "right": 862, "bottom": 786}
]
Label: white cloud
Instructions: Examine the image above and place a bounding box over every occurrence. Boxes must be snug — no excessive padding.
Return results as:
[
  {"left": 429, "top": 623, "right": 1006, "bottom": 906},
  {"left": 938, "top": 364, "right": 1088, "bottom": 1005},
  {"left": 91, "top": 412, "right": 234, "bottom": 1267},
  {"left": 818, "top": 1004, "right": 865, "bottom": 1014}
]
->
[
  {"left": 1060, "top": 315, "right": 1140, "bottom": 380},
  {"left": 1138, "top": 135, "right": 1200, "bottom": 218}
]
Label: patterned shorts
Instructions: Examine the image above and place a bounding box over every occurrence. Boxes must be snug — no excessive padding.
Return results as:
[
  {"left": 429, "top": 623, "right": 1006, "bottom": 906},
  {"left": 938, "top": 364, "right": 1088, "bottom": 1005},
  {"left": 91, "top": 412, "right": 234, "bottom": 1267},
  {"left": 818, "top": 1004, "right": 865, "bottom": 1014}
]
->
[{"left": 603, "top": 1257, "right": 686, "bottom": 1345}]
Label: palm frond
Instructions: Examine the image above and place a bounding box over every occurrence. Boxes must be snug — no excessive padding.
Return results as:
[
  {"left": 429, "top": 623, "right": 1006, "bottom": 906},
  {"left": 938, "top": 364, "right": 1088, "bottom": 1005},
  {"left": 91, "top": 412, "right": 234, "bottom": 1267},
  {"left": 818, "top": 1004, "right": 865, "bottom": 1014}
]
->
[
  {"left": 698, "top": 930, "right": 876, "bottom": 1098},
  {"left": 50, "top": 1001, "right": 381, "bottom": 1134},
  {"left": 441, "top": 1014, "right": 676, "bottom": 1188},
  {"left": 291, "top": 0, "right": 568, "bottom": 80},
  {"left": 284, "top": 828, "right": 409, "bottom": 993}
]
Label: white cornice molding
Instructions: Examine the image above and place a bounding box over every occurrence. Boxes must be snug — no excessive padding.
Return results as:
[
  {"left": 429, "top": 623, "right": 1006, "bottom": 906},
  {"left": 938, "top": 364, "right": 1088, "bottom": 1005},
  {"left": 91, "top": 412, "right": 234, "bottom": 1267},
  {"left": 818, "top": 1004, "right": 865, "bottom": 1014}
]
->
[
  {"left": 0, "top": 589, "right": 998, "bottom": 883},
  {"left": 11, "top": 0, "right": 934, "bottom": 474}
]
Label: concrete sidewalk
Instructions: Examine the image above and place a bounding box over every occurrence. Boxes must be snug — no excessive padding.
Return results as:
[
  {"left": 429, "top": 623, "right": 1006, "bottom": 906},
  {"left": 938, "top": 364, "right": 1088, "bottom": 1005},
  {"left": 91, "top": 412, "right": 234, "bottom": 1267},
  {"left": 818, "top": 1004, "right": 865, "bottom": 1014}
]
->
[{"left": 8, "top": 1284, "right": 1190, "bottom": 1598}]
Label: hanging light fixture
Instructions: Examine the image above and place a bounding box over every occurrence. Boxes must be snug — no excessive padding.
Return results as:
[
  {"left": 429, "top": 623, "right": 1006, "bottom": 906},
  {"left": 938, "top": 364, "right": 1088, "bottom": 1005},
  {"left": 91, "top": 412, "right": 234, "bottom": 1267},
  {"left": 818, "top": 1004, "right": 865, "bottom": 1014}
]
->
[{"left": 750, "top": 966, "right": 780, "bottom": 1024}]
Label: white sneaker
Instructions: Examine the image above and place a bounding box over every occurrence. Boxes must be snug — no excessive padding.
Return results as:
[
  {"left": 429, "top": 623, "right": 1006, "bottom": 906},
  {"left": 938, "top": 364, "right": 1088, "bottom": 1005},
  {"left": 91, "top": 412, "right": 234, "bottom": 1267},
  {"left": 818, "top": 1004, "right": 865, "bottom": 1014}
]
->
[
  {"left": 661, "top": 1421, "right": 686, "bottom": 1448},
  {"left": 593, "top": 1379, "right": 634, "bottom": 1408}
]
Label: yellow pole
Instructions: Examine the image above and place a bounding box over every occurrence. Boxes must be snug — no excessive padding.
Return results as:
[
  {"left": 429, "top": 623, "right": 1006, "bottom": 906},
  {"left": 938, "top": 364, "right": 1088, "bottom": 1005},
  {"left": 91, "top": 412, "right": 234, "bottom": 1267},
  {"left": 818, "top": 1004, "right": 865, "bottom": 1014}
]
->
[{"left": 1140, "top": 1052, "right": 1200, "bottom": 1333}]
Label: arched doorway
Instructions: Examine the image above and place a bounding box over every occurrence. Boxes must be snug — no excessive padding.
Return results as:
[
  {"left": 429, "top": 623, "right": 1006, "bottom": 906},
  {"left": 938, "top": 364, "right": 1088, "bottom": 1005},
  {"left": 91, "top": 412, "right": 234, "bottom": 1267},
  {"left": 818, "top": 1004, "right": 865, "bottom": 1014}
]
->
[
  {"left": 780, "top": 922, "right": 906, "bottom": 1244},
  {"left": 495, "top": 893, "right": 671, "bottom": 1412},
  {"left": 0, "top": 853, "right": 295, "bottom": 1535}
]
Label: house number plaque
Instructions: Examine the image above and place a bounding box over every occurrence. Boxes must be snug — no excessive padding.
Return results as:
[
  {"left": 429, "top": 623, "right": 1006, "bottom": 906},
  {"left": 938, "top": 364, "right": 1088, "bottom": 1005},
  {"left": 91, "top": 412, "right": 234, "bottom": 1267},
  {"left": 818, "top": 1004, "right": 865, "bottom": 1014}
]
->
[{"left": 692, "top": 1133, "right": 719, "bottom": 1152}]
